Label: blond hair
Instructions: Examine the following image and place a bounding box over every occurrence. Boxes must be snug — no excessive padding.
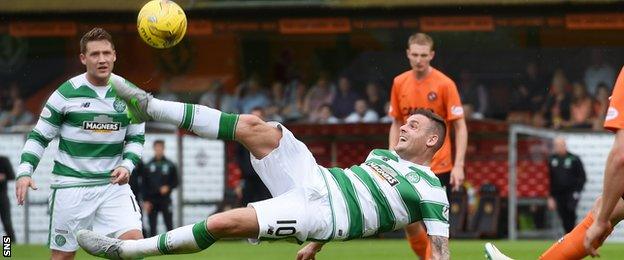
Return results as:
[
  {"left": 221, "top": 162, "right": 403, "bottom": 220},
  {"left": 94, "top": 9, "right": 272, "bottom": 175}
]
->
[{"left": 407, "top": 33, "right": 434, "bottom": 51}]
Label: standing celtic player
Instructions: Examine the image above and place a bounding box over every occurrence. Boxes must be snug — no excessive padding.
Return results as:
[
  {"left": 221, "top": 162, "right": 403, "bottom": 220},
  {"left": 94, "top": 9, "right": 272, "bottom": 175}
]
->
[
  {"left": 15, "top": 28, "right": 145, "bottom": 260},
  {"left": 77, "top": 80, "right": 450, "bottom": 260}
]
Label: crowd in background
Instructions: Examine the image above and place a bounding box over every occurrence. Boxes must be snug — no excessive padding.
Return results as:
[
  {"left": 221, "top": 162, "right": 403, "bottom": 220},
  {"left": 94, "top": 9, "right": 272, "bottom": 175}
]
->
[
  {"left": 194, "top": 73, "right": 392, "bottom": 125},
  {"left": 507, "top": 49, "right": 616, "bottom": 131},
  {"left": 0, "top": 82, "right": 34, "bottom": 132},
  {"left": 0, "top": 49, "right": 618, "bottom": 132}
]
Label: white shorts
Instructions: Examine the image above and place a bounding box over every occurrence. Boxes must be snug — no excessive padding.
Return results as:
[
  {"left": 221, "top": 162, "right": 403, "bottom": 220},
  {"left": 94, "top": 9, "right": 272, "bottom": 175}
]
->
[
  {"left": 48, "top": 184, "right": 142, "bottom": 252},
  {"left": 249, "top": 124, "right": 332, "bottom": 243}
]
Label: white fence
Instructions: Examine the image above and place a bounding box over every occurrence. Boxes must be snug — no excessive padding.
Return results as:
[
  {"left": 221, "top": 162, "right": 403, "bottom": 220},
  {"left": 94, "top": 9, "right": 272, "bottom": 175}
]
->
[{"left": 0, "top": 132, "right": 224, "bottom": 244}]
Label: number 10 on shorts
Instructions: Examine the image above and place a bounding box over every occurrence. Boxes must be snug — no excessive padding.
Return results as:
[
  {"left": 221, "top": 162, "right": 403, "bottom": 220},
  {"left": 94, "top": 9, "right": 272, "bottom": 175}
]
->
[{"left": 2, "top": 236, "right": 10, "bottom": 257}]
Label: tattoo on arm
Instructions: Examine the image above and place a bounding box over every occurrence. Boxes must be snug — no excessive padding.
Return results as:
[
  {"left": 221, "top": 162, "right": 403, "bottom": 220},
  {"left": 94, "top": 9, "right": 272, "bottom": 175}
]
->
[{"left": 430, "top": 235, "right": 450, "bottom": 260}]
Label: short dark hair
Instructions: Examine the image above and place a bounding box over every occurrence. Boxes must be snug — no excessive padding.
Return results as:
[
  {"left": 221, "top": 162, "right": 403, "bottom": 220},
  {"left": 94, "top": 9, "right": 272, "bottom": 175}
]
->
[
  {"left": 412, "top": 108, "right": 446, "bottom": 152},
  {"left": 153, "top": 139, "right": 165, "bottom": 146},
  {"left": 407, "top": 32, "right": 434, "bottom": 51},
  {"left": 80, "top": 27, "right": 114, "bottom": 54}
]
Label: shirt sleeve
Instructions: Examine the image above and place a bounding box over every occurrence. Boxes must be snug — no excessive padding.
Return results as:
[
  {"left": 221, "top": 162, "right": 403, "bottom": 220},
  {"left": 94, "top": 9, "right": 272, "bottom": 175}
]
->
[
  {"left": 17, "top": 90, "right": 64, "bottom": 178},
  {"left": 604, "top": 67, "right": 624, "bottom": 132},
  {"left": 118, "top": 78, "right": 145, "bottom": 172},
  {"left": 444, "top": 80, "right": 464, "bottom": 122},
  {"left": 421, "top": 201, "right": 450, "bottom": 237},
  {"left": 120, "top": 122, "right": 145, "bottom": 173}
]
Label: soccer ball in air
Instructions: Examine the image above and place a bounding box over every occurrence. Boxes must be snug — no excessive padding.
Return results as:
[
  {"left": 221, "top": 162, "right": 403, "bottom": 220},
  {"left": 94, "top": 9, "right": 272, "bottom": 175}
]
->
[{"left": 137, "top": 0, "right": 187, "bottom": 49}]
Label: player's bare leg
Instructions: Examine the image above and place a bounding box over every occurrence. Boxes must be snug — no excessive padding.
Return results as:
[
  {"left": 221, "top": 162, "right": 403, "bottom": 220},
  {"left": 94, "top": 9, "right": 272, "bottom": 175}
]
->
[
  {"left": 111, "top": 77, "right": 281, "bottom": 159},
  {"left": 51, "top": 250, "right": 75, "bottom": 260},
  {"left": 117, "top": 230, "right": 143, "bottom": 240},
  {"left": 78, "top": 207, "right": 259, "bottom": 259}
]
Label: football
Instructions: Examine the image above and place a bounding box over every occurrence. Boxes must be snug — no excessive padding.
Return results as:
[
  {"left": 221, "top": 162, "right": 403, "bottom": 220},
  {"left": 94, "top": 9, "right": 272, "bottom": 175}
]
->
[{"left": 137, "top": 0, "right": 187, "bottom": 49}]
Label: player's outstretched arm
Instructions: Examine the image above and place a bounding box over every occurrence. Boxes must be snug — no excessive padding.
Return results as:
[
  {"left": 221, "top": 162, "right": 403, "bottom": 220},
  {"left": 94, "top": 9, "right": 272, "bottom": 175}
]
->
[
  {"left": 429, "top": 235, "right": 449, "bottom": 260},
  {"left": 297, "top": 242, "right": 325, "bottom": 260}
]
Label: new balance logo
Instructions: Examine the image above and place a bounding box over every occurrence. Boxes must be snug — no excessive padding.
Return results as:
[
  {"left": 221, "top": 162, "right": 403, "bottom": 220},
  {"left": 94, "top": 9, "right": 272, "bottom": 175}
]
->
[{"left": 81, "top": 102, "right": 90, "bottom": 108}]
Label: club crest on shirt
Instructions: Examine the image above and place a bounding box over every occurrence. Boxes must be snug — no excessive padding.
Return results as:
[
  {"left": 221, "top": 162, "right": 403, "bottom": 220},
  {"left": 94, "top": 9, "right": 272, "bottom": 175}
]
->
[
  {"left": 427, "top": 91, "right": 437, "bottom": 101},
  {"left": 451, "top": 105, "right": 464, "bottom": 116},
  {"left": 606, "top": 107, "right": 618, "bottom": 121},
  {"left": 405, "top": 172, "right": 421, "bottom": 184},
  {"left": 113, "top": 98, "right": 126, "bottom": 113}
]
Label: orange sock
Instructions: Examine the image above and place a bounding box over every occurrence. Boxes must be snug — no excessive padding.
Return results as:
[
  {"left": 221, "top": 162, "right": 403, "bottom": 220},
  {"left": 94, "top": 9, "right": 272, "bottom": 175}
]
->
[
  {"left": 539, "top": 213, "right": 613, "bottom": 260},
  {"left": 407, "top": 228, "right": 431, "bottom": 260}
]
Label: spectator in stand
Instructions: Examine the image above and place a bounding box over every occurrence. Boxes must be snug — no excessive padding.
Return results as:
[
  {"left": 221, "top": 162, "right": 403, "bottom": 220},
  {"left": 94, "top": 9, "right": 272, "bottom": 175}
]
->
[
  {"left": 531, "top": 112, "right": 547, "bottom": 128},
  {"left": 316, "top": 104, "right": 340, "bottom": 124},
  {"left": 584, "top": 49, "right": 615, "bottom": 96},
  {"left": 238, "top": 77, "right": 270, "bottom": 114},
  {"left": 510, "top": 61, "right": 548, "bottom": 113},
  {"left": 199, "top": 80, "right": 238, "bottom": 114},
  {"left": 261, "top": 81, "right": 286, "bottom": 123},
  {"left": 365, "top": 81, "right": 387, "bottom": 117},
  {"left": 0, "top": 98, "right": 34, "bottom": 131},
  {"left": 380, "top": 101, "right": 393, "bottom": 123},
  {"left": 331, "top": 76, "right": 360, "bottom": 119},
  {"left": 458, "top": 69, "right": 488, "bottom": 120},
  {"left": 592, "top": 83, "right": 611, "bottom": 130},
  {"left": 566, "top": 82, "right": 595, "bottom": 129},
  {"left": 269, "top": 81, "right": 286, "bottom": 110},
  {"left": 542, "top": 69, "right": 571, "bottom": 129},
  {"left": 282, "top": 80, "right": 307, "bottom": 122},
  {"left": 156, "top": 79, "right": 179, "bottom": 102},
  {"left": 0, "top": 84, "right": 8, "bottom": 111},
  {"left": 344, "top": 99, "right": 379, "bottom": 123},
  {"left": 5, "top": 82, "right": 22, "bottom": 111},
  {"left": 263, "top": 104, "right": 284, "bottom": 123},
  {"left": 304, "top": 74, "right": 335, "bottom": 122}
]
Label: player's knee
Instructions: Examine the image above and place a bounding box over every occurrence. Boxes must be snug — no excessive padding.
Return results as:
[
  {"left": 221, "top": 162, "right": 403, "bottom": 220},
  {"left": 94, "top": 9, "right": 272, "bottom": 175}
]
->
[
  {"left": 206, "top": 214, "right": 238, "bottom": 235},
  {"left": 118, "top": 229, "right": 143, "bottom": 240},
  {"left": 51, "top": 250, "right": 76, "bottom": 260},
  {"left": 236, "top": 115, "right": 280, "bottom": 148},
  {"left": 237, "top": 115, "right": 265, "bottom": 137},
  {"left": 238, "top": 114, "right": 265, "bottom": 129}
]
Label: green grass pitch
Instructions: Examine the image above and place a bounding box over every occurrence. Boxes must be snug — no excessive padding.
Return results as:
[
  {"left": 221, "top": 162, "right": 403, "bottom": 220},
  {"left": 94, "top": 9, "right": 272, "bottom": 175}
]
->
[{"left": 10, "top": 239, "right": 623, "bottom": 259}]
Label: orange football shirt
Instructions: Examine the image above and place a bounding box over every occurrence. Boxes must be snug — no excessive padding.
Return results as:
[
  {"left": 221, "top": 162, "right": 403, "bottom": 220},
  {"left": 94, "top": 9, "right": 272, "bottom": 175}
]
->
[
  {"left": 604, "top": 67, "right": 624, "bottom": 132},
  {"left": 389, "top": 68, "right": 464, "bottom": 174}
]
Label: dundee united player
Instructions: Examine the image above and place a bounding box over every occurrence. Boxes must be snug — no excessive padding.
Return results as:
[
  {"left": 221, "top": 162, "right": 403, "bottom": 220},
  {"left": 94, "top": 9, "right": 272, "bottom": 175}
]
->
[{"left": 388, "top": 32, "right": 467, "bottom": 259}]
